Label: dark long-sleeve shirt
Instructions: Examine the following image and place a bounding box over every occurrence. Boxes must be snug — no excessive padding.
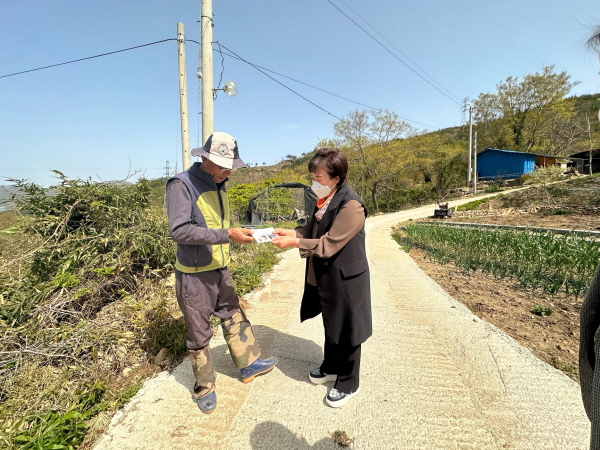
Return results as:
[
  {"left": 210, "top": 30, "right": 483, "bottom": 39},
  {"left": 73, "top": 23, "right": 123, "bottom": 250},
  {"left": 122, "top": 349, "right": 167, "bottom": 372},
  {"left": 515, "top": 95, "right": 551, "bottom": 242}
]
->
[{"left": 166, "top": 178, "right": 230, "bottom": 246}]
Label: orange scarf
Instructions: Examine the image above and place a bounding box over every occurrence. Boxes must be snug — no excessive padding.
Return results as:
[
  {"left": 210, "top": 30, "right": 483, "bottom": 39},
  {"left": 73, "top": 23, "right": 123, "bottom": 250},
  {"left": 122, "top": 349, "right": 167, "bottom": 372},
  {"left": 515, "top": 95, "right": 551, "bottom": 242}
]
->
[{"left": 315, "top": 189, "right": 337, "bottom": 221}]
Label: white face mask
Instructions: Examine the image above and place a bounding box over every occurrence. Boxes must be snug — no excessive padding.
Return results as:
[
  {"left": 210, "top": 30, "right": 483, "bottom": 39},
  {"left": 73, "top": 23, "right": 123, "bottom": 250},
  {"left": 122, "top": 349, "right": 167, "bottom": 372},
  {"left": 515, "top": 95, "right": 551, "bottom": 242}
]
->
[{"left": 311, "top": 178, "right": 336, "bottom": 199}]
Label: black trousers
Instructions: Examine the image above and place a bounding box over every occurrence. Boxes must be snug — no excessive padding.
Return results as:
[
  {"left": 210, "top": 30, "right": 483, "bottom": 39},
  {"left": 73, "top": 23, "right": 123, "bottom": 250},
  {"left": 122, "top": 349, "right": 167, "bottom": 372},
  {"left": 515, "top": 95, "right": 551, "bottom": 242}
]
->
[{"left": 320, "top": 340, "right": 361, "bottom": 394}]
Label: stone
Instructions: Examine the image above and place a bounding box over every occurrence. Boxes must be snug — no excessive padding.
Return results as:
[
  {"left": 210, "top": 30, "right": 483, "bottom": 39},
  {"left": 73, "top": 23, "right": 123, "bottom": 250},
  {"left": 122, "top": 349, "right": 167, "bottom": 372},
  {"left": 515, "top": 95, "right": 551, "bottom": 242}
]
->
[{"left": 153, "top": 348, "right": 169, "bottom": 366}]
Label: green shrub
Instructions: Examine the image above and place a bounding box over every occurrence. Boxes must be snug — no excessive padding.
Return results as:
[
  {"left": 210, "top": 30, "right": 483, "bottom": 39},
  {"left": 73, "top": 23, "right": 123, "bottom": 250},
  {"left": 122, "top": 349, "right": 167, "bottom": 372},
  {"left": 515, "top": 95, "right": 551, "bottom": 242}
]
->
[
  {"left": 0, "top": 173, "right": 294, "bottom": 448},
  {"left": 485, "top": 183, "right": 502, "bottom": 193}
]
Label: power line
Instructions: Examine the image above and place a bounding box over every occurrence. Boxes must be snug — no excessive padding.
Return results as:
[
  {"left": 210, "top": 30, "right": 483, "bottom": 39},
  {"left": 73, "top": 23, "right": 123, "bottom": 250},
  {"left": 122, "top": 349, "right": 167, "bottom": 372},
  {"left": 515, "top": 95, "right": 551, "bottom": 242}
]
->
[
  {"left": 213, "top": 42, "right": 381, "bottom": 141},
  {"left": 0, "top": 39, "right": 176, "bottom": 79},
  {"left": 324, "top": 0, "right": 461, "bottom": 106},
  {"left": 186, "top": 38, "right": 435, "bottom": 128},
  {"left": 213, "top": 45, "right": 435, "bottom": 128},
  {"left": 336, "top": 0, "right": 461, "bottom": 103}
]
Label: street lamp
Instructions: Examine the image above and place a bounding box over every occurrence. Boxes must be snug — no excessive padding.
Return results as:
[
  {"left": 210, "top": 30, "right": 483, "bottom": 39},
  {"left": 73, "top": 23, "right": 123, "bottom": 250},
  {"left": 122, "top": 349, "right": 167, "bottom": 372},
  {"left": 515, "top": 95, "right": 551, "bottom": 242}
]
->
[{"left": 221, "top": 80, "right": 238, "bottom": 97}]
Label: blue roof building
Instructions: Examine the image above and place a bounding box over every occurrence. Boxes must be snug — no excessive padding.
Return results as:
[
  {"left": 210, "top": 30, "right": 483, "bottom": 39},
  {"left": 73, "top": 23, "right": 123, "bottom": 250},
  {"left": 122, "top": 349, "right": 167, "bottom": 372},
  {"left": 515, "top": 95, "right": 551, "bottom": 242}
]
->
[{"left": 477, "top": 148, "right": 536, "bottom": 180}]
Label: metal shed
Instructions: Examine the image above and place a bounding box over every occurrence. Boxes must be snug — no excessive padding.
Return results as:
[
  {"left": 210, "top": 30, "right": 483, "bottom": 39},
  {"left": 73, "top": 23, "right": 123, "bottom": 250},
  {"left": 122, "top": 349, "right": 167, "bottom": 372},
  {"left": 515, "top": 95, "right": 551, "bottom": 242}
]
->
[
  {"left": 477, "top": 148, "right": 536, "bottom": 180},
  {"left": 245, "top": 182, "right": 317, "bottom": 226},
  {"left": 568, "top": 149, "right": 600, "bottom": 174}
]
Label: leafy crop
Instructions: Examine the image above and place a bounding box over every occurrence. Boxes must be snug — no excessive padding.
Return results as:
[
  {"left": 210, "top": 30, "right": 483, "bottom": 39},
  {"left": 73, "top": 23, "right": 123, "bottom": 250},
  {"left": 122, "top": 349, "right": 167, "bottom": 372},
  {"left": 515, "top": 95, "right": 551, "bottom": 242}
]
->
[{"left": 395, "top": 223, "right": 600, "bottom": 297}]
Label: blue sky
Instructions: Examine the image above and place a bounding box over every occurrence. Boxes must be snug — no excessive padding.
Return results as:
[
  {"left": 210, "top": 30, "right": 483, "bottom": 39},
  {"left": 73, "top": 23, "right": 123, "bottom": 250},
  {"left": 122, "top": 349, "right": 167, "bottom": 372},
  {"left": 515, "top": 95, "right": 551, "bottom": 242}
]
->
[{"left": 1, "top": 0, "right": 599, "bottom": 186}]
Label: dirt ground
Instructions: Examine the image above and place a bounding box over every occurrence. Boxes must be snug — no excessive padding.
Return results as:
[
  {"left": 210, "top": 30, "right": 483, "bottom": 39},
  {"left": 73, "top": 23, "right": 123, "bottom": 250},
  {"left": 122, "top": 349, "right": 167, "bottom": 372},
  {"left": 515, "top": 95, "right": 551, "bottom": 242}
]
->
[
  {"left": 451, "top": 211, "right": 600, "bottom": 232},
  {"left": 403, "top": 210, "right": 595, "bottom": 382}
]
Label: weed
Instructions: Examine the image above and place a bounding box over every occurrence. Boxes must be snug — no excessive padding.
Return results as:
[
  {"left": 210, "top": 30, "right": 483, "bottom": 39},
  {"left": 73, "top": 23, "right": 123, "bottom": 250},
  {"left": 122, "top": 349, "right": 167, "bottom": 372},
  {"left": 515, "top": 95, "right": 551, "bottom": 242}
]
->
[
  {"left": 485, "top": 183, "right": 503, "bottom": 193},
  {"left": 456, "top": 196, "right": 499, "bottom": 211},
  {"left": 331, "top": 430, "right": 354, "bottom": 448},
  {"left": 7, "top": 410, "right": 88, "bottom": 450},
  {"left": 550, "top": 209, "right": 575, "bottom": 215},
  {"left": 532, "top": 305, "right": 553, "bottom": 316},
  {"left": 548, "top": 356, "right": 577, "bottom": 380}
]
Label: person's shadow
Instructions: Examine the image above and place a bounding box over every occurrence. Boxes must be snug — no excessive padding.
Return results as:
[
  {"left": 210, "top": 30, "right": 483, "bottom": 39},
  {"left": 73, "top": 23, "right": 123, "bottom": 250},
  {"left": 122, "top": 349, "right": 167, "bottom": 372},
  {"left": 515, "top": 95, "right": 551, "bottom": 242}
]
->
[
  {"left": 172, "top": 324, "right": 325, "bottom": 397},
  {"left": 250, "top": 421, "right": 341, "bottom": 449}
]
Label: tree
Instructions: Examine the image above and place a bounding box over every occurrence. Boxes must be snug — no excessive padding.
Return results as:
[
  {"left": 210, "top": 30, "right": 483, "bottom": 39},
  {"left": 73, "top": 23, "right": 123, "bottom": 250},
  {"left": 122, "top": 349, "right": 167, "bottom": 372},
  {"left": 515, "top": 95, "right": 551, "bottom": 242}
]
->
[
  {"left": 473, "top": 65, "right": 579, "bottom": 153},
  {"left": 587, "top": 25, "right": 600, "bottom": 51},
  {"left": 333, "top": 109, "right": 415, "bottom": 212}
]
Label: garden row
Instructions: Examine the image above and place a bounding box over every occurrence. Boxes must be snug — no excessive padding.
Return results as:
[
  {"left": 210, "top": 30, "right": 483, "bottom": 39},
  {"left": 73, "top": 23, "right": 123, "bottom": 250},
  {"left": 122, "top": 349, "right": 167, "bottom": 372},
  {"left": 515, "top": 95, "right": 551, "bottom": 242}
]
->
[{"left": 394, "top": 222, "right": 600, "bottom": 298}]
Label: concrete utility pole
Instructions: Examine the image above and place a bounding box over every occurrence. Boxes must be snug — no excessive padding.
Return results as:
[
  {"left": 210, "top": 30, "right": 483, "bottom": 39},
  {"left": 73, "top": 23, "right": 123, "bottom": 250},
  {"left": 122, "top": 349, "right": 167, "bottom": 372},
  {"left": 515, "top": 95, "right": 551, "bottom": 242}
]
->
[
  {"left": 177, "top": 23, "right": 191, "bottom": 171},
  {"left": 467, "top": 106, "right": 473, "bottom": 185},
  {"left": 473, "top": 131, "right": 478, "bottom": 194},
  {"left": 200, "top": 0, "right": 214, "bottom": 144}
]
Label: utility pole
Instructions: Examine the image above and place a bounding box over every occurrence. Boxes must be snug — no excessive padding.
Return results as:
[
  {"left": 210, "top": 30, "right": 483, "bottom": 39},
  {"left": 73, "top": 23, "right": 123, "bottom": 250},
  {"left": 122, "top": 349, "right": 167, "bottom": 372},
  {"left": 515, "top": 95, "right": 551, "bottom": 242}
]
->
[
  {"left": 200, "top": 0, "right": 214, "bottom": 144},
  {"left": 177, "top": 23, "right": 191, "bottom": 170},
  {"left": 473, "top": 131, "right": 478, "bottom": 194},
  {"left": 467, "top": 106, "right": 473, "bottom": 185}
]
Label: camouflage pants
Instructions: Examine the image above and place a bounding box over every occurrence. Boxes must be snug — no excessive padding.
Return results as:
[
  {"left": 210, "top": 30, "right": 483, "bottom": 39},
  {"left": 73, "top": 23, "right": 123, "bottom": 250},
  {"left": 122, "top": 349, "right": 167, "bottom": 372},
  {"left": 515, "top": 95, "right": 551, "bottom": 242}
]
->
[
  {"left": 189, "top": 309, "right": 260, "bottom": 398},
  {"left": 176, "top": 268, "right": 261, "bottom": 398}
]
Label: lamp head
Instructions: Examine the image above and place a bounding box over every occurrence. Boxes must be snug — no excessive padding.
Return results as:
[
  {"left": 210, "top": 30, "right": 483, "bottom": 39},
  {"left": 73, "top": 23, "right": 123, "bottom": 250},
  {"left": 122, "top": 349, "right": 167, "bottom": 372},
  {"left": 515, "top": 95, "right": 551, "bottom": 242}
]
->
[{"left": 223, "top": 80, "right": 238, "bottom": 97}]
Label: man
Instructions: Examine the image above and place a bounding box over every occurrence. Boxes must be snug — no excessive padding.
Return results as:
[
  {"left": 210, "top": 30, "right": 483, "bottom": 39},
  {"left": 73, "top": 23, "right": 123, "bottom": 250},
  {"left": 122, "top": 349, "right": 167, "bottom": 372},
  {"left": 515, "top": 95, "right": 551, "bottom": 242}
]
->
[
  {"left": 166, "top": 131, "right": 277, "bottom": 414},
  {"left": 580, "top": 25, "right": 600, "bottom": 450}
]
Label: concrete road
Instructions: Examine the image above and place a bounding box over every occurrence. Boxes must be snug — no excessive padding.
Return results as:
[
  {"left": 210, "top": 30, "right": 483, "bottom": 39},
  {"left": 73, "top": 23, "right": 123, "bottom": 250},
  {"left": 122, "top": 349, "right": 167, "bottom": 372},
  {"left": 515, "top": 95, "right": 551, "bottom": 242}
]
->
[{"left": 93, "top": 197, "right": 590, "bottom": 450}]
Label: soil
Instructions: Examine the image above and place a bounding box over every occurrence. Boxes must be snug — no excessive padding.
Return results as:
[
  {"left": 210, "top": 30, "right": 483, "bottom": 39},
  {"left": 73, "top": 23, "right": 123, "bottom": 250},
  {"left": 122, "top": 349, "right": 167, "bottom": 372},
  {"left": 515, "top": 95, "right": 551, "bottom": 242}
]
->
[{"left": 402, "top": 209, "right": 597, "bottom": 382}]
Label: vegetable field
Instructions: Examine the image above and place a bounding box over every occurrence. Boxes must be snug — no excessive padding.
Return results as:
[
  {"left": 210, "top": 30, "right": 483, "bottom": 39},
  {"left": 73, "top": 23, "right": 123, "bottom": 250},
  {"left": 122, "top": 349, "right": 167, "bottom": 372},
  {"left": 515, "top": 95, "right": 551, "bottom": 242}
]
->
[{"left": 396, "top": 223, "right": 600, "bottom": 297}]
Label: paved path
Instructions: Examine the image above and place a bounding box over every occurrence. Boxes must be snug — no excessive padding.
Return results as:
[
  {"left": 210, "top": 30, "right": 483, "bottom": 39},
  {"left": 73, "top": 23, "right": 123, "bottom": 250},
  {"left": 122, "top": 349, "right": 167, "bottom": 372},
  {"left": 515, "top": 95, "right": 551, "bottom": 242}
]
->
[{"left": 93, "top": 197, "right": 590, "bottom": 450}]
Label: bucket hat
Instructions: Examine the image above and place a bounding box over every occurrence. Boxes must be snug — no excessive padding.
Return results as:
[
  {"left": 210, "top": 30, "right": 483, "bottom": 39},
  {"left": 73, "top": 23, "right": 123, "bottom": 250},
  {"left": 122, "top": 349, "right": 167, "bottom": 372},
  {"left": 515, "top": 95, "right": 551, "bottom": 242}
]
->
[{"left": 191, "top": 132, "right": 246, "bottom": 169}]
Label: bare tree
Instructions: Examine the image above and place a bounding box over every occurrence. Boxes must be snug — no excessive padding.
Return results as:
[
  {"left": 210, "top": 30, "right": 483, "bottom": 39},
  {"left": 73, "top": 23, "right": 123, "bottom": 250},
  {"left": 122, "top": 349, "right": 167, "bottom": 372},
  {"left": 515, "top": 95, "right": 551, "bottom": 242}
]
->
[{"left": 333, "top": 109, "right": 415, "bottom": 212}]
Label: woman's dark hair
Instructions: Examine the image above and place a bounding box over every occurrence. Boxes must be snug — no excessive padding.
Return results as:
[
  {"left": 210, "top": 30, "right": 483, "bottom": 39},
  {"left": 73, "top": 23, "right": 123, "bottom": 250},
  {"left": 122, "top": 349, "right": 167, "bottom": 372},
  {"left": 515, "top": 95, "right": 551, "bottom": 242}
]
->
[{"left": 308, "top": 148, "right": 348, "bottom": 187}]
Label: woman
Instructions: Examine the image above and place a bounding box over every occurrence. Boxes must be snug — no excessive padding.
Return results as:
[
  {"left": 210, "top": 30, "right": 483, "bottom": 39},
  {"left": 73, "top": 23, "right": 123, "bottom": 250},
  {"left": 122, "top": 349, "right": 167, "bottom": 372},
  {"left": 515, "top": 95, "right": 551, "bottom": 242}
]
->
[{"left": 271, "top": 148, "right": 372, "bottom": 408}]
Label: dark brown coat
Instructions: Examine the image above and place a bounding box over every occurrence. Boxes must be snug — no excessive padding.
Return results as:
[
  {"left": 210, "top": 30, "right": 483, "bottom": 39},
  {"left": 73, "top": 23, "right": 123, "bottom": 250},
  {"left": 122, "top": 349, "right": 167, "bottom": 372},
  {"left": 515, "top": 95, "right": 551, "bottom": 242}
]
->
[
  {"left": 580, "top": 264, "right": 600, "bottom": 448},
  {"left": 298, "top": 184, "right": 372, "bottom": 346}
]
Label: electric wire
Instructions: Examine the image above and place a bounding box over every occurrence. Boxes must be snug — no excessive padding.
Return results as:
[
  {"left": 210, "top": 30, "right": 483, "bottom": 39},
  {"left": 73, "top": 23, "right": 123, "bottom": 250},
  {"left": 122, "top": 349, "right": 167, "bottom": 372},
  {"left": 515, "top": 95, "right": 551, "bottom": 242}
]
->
[
  {"left": 214, "top": 42, "right": 381, "bottom": 140},
  {"left": 213, "top": 42, "right": 225, "bottom": 100},
  {"left": 0, "top": 39, "right": 176, "bottom": 79},
  {"left": 186, "top": 38, "right": 435, "bottom": 128},
  {"left": 214, "top": 45, "right": 435, "bottom": 128},
  {"left": 324, "top": 0, "right": 461, "bottom": 106},
  {"left": 336, "top": 0, "right": 462, "bottom": 103}
]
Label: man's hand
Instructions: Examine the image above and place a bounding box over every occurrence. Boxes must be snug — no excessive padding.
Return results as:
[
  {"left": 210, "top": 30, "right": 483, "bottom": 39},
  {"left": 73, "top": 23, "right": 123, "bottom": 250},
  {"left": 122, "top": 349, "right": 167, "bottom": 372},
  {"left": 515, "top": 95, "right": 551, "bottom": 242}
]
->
[
  {"left": 271, "top": 236, "right": 300, "bottom": 249},
  {"left": 273, "top": 228, "right": 296, "bottom": 238},
  {"left": 228, "top": 227, "right": 254, "bottom": 244}
]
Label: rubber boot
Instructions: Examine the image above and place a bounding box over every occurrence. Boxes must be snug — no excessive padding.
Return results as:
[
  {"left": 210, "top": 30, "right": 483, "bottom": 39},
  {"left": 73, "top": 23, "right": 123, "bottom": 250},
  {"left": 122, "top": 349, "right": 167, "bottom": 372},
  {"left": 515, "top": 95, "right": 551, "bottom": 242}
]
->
[
  {"left": 221, "top": 309, "right": 261, "bottom": 369},
  {"left": 189, "top": 346, "right": 215, "bottom": 400}
]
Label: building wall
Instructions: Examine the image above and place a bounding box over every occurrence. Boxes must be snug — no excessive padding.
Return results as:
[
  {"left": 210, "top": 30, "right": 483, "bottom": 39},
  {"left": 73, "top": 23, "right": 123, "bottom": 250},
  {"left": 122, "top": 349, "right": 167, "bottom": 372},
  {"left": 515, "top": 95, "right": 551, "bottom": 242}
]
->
[{"left": 477, "top": 150, "right": 536, "bottom": 179}]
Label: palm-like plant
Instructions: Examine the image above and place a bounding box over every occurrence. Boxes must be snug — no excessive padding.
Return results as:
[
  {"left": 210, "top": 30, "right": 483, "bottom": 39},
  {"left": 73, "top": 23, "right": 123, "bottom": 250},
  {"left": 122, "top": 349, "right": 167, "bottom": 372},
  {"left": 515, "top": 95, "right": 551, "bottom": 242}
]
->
[{"left": 587, "top": 26, "right": 600, "bottom": 52}]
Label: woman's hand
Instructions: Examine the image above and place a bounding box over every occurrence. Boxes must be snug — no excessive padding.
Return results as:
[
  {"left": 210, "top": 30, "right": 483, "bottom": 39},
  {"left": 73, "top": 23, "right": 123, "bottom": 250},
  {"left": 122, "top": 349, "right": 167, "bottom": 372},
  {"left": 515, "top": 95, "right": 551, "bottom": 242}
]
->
[
  {"left": 273, "top": 228, "right": 296, "bottom": 238},
  {"left": 271, "top": 236, "right": 300, "bottom": 249}
]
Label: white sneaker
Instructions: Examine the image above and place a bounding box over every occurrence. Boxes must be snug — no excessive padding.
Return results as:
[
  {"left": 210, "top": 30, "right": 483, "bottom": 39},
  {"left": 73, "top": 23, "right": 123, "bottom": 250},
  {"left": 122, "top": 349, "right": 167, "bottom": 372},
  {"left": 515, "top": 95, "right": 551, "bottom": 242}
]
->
[
  {"left": 325, "top": 387, "right": 360, "bottom": 408},
  {"left": 308, "top": 367, "right": 337, "bottom": 385},
  {"left": 308, "top": 367, "right": 337, "bottom": 384}
]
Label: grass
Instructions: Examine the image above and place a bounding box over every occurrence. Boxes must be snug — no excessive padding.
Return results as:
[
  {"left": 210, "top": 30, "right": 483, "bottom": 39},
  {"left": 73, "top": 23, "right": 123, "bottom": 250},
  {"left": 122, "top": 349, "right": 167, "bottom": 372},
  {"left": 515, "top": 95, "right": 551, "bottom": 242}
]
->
[{"left": 455, "top": 195, "right": 500, "bottom": 211}]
